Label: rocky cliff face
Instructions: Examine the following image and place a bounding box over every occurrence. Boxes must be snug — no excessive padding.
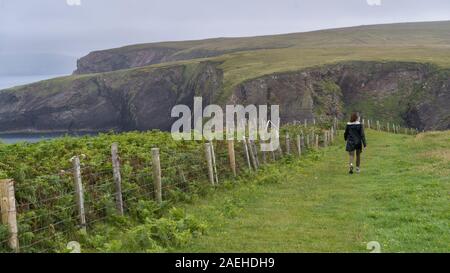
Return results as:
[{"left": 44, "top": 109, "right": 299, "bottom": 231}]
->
[
  {"left": 0, "top": 62, "right": 223, "bottom": 133},
  {"left": 74, "top": 47, "right": 179, "bottom": 74},
  {"left": 74, "top": 45, "right": 268, "bottom": 75},
  {"left": 228, "top": 61, "right": 449, "bottom": 130},
  {"left": 0, "top": 61, "right": 448, "bottom": 133}
]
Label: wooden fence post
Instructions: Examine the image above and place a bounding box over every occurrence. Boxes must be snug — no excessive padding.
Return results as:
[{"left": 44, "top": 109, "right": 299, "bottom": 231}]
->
[
  {"left": 242, "top": 136, "right": 252, "bottom": 170},
  {"left": 0, "top": 179, "right": 19, "bottom": 252},
  {"left": 315, "top": 134, "right": 319, "bottom": 150},
  {"left": 203, "top": 143, "right": 215, "bottom": 185},
  {"left": 177, "top": 167, "right": 188, "bottom": 188},
  {"left": 270, "top": 142, "right": 276, "bottom": 161},
  {"left": 247, "top": 139, "right": 258, "bottom": 171},
  {"left": 262, "top": 149, "right": 267, "bottom": 164},
  {"left": 285, "top": 133, "right": 291, "bottom": 155},
  {"left": 277, "top": 139, "right": 283, "bottom": 158},
  {"left": 251, "top": 141, "right": 260, "bottom": 168},
  {"left": 330, "top": 128, "right": 334, "bottom": 144},
  {"left": 296, "top": 135, "right": 302, "bottom": 156},
  {"left": 210, "top": 142, "right": 219, "bottom": 184},
  {"left": 151, "top": 148, "right": 163, "bottom": 203},
  {"left": 387, "top": 123, "right": 390, "bottom": 133},
  {"left": 338, "top": 121, "right": 341, "bottom": 135},
  {"left": 227, "top": 140, "right": 237, "bottom": 177},
  {"left": 71, "top": 156, "right": 86, "bottom": 231},
  {"left": 111, "top": 143, "right": 124, "bottom": 216},
  {"left": 306, "top": 134, "right": 310, "bottom": 149}
]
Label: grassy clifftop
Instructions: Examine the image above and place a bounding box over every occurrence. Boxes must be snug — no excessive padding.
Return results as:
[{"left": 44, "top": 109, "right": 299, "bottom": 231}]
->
[
  {"left": 8, "top": 21, "right": 450, "bottom": 94},
  {"left": 87, "top": 20, "right": 450, "bottom": 58}
]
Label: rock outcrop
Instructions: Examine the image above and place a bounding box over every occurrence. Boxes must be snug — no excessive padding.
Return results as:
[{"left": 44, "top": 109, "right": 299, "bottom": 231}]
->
[
  {"left": 73, "top": 44, "right": 276, "bottom": 75},
  {"left": 0, "top": 62, "right": 223, "bottom": 133},
  {"left": 231, "top": 61, "right": 449, "bottom": 130},
  {"left": 0, "top": 61, "right": 448, "bottom": 133}
]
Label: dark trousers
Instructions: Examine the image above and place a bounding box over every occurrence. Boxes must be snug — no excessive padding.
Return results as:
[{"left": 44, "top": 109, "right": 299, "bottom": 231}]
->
[{"left": 349, "top": 149, "right": 362, "bottom": 167}]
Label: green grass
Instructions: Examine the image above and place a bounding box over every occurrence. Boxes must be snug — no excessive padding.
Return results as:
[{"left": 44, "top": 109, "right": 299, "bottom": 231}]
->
[
  {"left": 93, "top": 21, "right": 450, "bottom": 59},
  {"left": 173, "top": 130, "right": 450, "bottom": 253}
]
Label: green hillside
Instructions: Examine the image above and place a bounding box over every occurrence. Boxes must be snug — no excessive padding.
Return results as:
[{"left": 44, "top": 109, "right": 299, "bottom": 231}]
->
[
  {"left": 175, "top": 130, "right": 450, "bottom": 252},
  {"left": 9, "top": 21, "right": 450, "bottom": 95},
  {"left": 101, "top": 21, "right": 450, "bottom": 57},
  {"left": 86, "top": 21, "right": 450, "bottom": 84}
]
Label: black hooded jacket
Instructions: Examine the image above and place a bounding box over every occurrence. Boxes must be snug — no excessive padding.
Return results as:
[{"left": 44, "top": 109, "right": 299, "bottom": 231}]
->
[{"left": 344, "top": 122, "right": 367, "bottom": 152}]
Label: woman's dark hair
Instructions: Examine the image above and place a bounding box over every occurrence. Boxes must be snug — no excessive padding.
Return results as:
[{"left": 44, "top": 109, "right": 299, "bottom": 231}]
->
[{"left": 350, "top": 112, "right": 359, "bottom": 123}]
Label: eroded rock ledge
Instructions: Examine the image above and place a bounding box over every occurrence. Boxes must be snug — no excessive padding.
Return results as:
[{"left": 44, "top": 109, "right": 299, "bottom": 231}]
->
[{"left": 0, "top": 61, "right": 448, "bottom": 134}]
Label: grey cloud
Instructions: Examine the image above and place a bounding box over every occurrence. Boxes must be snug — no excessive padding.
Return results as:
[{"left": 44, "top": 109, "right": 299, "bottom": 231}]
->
[{"left": 0, "top": 0, "right": 449, "bottom": 75}]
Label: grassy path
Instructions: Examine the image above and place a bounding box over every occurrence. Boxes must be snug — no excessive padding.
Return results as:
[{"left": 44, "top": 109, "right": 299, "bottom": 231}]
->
[{"left": 175, "top": 130, "right": 449, "bottom": 253}]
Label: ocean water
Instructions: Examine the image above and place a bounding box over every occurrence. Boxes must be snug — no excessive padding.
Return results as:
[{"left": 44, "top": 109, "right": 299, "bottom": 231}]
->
[
  {"left": 0, "top": 75, "right": 76, "bottom": 144},
  {"left": 0, "top": 132, "right": 98, "bottom": 144},
  {"left": 0, "top": 74, "right": 67, "bottom": 90},
  {"left": 0, "top": 134, "right": 59, "bottom": 144}
]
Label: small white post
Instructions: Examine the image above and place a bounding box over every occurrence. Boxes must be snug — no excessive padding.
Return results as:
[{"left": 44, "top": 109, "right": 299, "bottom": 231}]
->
[
  {"left": 111, "top": 143, "right": 124, "bottom": 216},
  {"left": 210, "top": 142, "right": 219, "bottom": 184},
  {"left": 227, "top": 140, "right": 237, "bottom": 177},
  {"left": 204, "top": 143, "right": 215, "bottom": 185},
  {"left": 151, "top": 148, "right": 163, "bottom": 203},
  {"left": 71, "top": 156, "right": 86, "bottom": 231},
  {"left": 285, "top": 133, "right": 291, "bottom": 155},
  {"left": 242, "top": 136, "right": 252, "bottom": 170}
]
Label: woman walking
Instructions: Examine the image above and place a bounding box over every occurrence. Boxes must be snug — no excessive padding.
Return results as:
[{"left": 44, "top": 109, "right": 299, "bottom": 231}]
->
[{"left": 344, "top": 113, "right": 367, "bottom": 174}]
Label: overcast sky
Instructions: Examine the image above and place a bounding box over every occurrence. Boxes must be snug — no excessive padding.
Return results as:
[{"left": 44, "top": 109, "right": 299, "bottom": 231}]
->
[{"left": 1, "top": 0, "right": 450, "bottom": 75}]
